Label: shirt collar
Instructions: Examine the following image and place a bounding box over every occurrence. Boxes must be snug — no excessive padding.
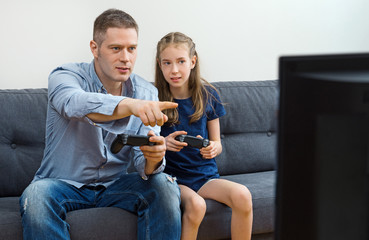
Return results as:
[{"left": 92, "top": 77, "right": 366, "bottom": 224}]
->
[
  {"left": 89, "top": 60, "right": 134, "bottom": 96},
  {"left": 90, "top": 60, "right": 104, "bottom": 93}
]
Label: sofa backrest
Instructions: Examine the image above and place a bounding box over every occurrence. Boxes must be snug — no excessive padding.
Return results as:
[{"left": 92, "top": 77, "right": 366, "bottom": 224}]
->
[
  {"left": 212, "top": 80, "right": 279, "bottom": 175},
  {"left": 0, "top": 88, "right": 48, "bottom": 197},
  {"left": 0, "top": 80, "right": 279, "bottom": 197}
]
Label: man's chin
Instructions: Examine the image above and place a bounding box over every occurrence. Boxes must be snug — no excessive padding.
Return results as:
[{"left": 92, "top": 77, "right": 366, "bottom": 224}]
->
[{"left": 115, "top": 75, "right": 130, "bottom": 82}]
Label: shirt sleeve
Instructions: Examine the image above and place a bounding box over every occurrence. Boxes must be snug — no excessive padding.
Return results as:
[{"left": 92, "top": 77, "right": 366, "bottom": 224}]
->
[
  {"left": 206, "top": 88, "right": 226, "bottom": 121},
  {"left": 48, "top": 69, "right": 128, "bottom": 133},
  {"left": 49, "top": 70, "right": 125, "bottom": 118}
]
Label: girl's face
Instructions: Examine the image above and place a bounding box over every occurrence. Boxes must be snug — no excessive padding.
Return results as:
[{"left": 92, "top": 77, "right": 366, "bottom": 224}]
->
[{"left": 159, "top": 44, "right": 196, "bottom": 94}]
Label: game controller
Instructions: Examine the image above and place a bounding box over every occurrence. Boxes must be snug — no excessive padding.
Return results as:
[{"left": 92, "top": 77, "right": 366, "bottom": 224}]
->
[
  {"left": 111, "top": 134, "right": 156, "bottom": 154},
  {"left": 175, "top": 135, "right": 210, "bottom": 149}
]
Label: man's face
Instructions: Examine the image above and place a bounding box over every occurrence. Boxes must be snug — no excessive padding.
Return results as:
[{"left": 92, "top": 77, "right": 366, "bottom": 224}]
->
[{"left": 91, "top": 27, "right": 138, "bottom": 84}]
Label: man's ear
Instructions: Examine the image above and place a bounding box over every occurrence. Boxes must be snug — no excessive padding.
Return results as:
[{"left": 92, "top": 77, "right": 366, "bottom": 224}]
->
[
  {"left": 191, "top": 55, "right": 197, "bottom": 69},
  {"left": 90, "top": 40, "right": 98, "bottom": 58}
]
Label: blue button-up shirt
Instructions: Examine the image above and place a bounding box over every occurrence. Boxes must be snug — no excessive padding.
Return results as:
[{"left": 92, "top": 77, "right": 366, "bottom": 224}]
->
[{"left": 33, "top": 61, "right": 164, "bottom": 188}]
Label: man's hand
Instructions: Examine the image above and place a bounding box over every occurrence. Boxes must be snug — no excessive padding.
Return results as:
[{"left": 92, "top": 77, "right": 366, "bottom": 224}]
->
[
  {"left": 140, "top": 130, "right": 167, "bottom": 175},
  {"left": 124, "top": 98, "right": 178, "bottom": 127},
  {"left": 165, "top": 131, "right": 188, "bottom": 152}
]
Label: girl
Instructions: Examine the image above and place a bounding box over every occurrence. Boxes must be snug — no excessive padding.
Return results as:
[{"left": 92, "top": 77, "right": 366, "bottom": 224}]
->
[{"left": 155, "top": 32, "right": 253, "bottom": 240}]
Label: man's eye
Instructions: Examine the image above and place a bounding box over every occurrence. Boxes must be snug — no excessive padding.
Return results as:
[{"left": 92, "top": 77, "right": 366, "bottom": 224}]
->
[
  {"left": 129, "top": 47, "right": 136, "bottom": 51},
  {"left": 112, "top": 47, "right": 120, "bottom": 51},
  {"left": 179, "top": 60, "right": 185, "bottom": 64}
]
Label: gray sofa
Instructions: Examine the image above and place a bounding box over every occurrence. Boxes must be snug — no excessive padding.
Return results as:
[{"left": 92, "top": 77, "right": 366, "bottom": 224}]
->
[{"left": 0, "top": 80, "right": 278, "bottom": 240}]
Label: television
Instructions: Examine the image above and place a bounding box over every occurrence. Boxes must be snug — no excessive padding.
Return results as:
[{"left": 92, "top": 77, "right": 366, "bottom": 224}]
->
[{"left": 276, "top": 53, "right": 369, "bottom": 240}]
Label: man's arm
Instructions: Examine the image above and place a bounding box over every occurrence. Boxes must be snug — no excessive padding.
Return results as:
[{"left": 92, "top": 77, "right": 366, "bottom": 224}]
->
[{"left": 87, "top": 98, "right": 178, "bottom": 127}]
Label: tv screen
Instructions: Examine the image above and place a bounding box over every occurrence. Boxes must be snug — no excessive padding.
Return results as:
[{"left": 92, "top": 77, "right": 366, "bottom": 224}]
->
[{"left": 276, "top": 53, "right": 369, "bottom": 240}]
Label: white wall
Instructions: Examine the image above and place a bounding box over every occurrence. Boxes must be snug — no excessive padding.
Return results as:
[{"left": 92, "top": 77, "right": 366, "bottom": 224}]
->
[{"left": 1, "top": 0, "right": 369, "bottom": 89}]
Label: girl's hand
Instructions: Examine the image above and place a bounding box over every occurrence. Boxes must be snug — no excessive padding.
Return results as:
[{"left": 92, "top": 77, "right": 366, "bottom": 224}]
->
[
  {"left": 165, "top": 131, "right": 188, "bottom": 152},
  {"left": 198, "top": 135, "right": 221, "bottom": 159}
]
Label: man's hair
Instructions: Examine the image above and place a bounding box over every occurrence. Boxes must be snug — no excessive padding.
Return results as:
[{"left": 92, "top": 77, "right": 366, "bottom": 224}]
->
[{"left": 93, "top": 9, "right": 138, "bottom": 46}]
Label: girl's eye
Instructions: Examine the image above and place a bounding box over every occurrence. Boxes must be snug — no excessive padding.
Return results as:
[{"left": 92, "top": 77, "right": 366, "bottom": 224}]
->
[{"left": 163, "top": 62, "right": 170, "bottom": 66}]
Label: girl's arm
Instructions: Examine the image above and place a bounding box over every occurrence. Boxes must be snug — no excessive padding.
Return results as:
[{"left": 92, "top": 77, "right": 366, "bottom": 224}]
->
[{"left": 200, "top": 118, "right": 222, "bottom": 159}]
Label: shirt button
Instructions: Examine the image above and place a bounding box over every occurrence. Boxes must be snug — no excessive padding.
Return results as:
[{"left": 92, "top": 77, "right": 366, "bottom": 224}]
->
[{"left": 11, "top": 143, "right": 17, "bottom": 149}]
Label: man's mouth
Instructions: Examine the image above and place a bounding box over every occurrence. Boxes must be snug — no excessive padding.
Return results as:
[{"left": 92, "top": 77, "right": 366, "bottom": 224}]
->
[{"left": 116, "top": 66, "right": 130, "bottom": 73}]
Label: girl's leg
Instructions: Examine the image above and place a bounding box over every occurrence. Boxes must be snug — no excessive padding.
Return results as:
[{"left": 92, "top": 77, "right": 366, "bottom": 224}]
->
[
  {"left": 197, "top": 179, "right": 253, "bottom": 240},
  {"left": 179, "top": 184, "right": 206, "bottom": 240}
]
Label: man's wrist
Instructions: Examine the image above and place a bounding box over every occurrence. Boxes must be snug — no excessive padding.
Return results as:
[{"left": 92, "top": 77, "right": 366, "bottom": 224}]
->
[{"left": 144, "top": 159, "right": 163, "bottom": 175}]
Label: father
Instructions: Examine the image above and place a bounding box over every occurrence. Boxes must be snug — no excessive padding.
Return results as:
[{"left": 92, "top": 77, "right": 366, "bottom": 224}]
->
[{"left": 19, "top": 8, "right": 181, "bottom": 240}]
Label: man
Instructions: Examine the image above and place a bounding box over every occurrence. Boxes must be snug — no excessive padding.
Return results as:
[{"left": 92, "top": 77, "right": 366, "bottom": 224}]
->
[{"left": 19, "top": 9, "right": 181, "bottom": 240}]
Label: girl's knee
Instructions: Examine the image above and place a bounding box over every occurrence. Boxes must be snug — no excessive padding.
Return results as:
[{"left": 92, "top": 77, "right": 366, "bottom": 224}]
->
[
  {"left": 189, "top": 195, "right": 206, "bottom": 213},
  {"left": 183, "top": 194, "right": 206, "bottom": 223},
  {"left": 231, "top": 185, "right": 253, "bottom": 213}
]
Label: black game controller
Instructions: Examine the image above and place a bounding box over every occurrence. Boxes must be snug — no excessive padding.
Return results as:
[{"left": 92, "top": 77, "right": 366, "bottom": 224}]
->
[
  {"left": 111, "top": 134, "right": 156, "bottom": 154},
  {"left": 175, "top": 135, "right": 210, "bottom": 149}
]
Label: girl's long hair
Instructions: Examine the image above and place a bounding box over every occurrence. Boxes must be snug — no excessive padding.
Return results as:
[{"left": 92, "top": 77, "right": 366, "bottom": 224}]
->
[{"left": 155, "top": 32, "right": 218, "bottom": 125}]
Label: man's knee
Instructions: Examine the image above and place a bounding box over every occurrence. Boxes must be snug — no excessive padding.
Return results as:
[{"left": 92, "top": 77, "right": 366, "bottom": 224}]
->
[
  {"left": 149, "top": 173, "right": 181, "bottom": 213},
  {"left": 150, "top": 173, "right": 180, "bottom": 199},
  {"left": 20, "top": 179, "right": 63, "bottom": 216}
]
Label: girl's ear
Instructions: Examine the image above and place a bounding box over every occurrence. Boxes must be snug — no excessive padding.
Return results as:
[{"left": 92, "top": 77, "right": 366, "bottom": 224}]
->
[{"left": 191, "top": 55, "right": 197, "bottom": 69}]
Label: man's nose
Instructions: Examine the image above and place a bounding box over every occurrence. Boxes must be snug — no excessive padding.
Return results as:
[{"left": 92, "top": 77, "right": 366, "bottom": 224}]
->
[{"left": 120, "top": 50, "right": 129, "bottom": 62}]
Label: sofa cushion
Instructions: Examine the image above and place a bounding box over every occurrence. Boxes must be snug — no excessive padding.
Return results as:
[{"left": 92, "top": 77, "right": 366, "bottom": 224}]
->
[
  {"left": 0, "top": 170, "right": 275, "bottom": 240},
  {"left": 0, "top": 197, "right": 23, "bottom": 240},
  {"left": 67, "top": 207, "right": 137, "bottom": 240},
  {"left": 0, "top": 196, "right": 138, "bottom": 240},
  {"left": 0, "top": 89, "right": 48, "bottom": 197},
  {"left": 213, "top": 81, "right": 279, "bottom": 175}
]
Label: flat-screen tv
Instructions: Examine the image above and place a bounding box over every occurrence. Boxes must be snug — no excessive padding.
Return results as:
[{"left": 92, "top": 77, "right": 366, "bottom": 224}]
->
[{"left": 276, "top": 53, "right": 369, "bottom": 240}]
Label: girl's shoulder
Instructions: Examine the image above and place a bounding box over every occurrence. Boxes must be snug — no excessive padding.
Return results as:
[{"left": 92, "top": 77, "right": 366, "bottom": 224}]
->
[{"left": 203, "top": 83, "right": 221, "bottom": 102}]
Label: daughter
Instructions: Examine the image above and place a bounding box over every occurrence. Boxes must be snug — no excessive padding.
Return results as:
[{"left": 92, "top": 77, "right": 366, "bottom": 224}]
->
[{"left": 155, "top": 32, "right": 253, "bottom": 240}]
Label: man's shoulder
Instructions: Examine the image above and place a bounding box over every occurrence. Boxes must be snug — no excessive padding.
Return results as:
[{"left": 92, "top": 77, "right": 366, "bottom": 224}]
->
[
  {"left": 130, "top": 73, "right": 157, "bottom": 94},
  {"left": 50, "top": 62, "right": 91, "bottom": 78}
]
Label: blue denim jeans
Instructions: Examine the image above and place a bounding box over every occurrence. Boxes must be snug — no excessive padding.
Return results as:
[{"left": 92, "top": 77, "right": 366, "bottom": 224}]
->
[{"left": 19, "top": 173, "right": 181, "bottom": 240}]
